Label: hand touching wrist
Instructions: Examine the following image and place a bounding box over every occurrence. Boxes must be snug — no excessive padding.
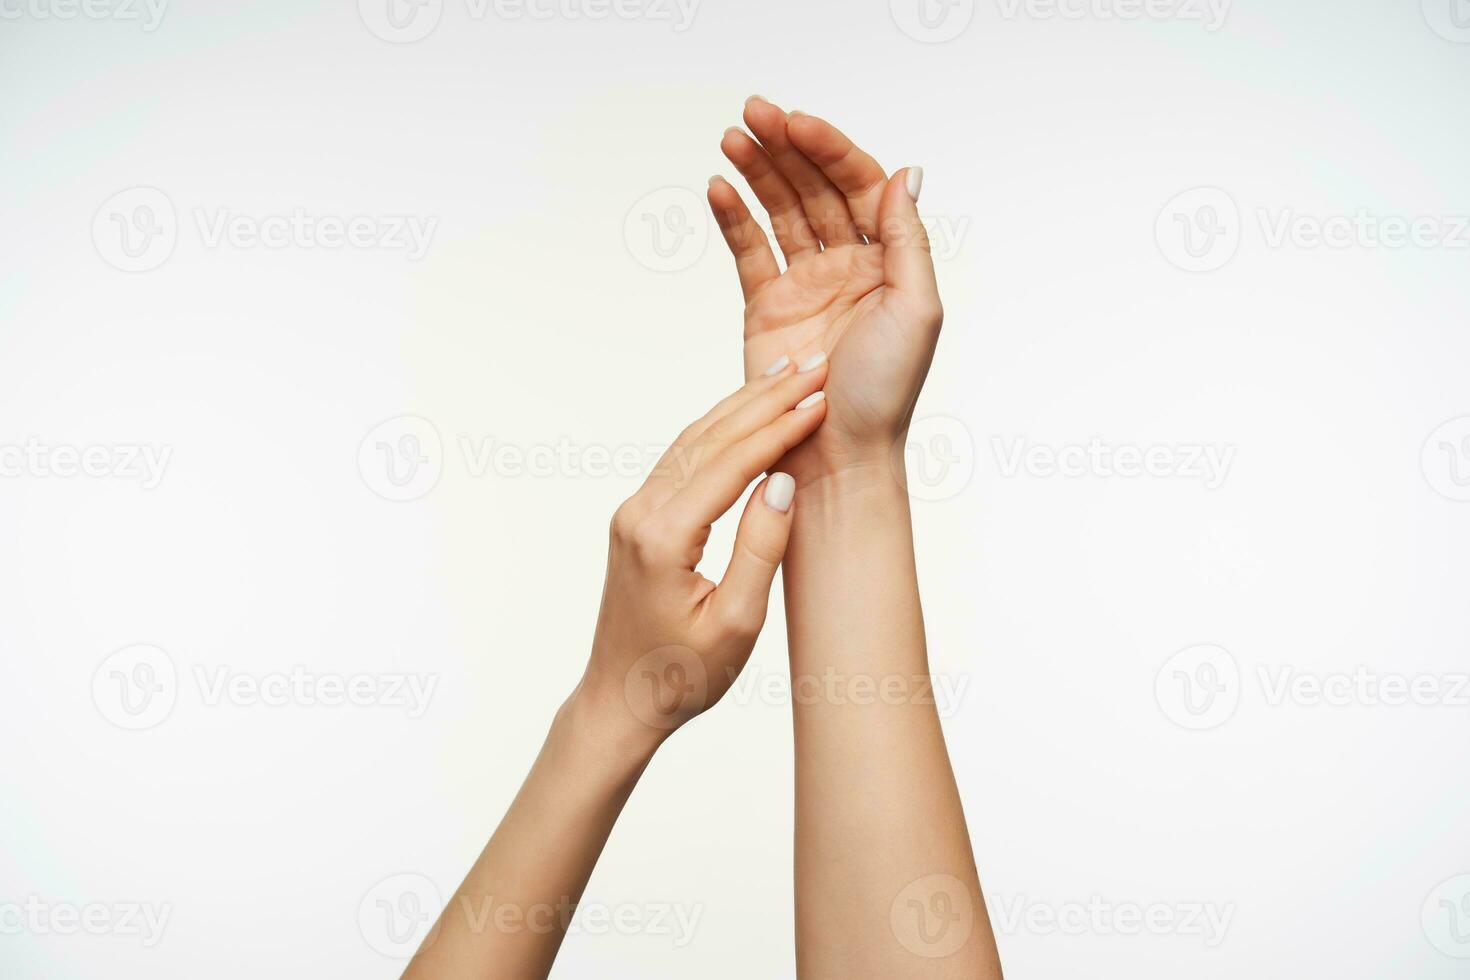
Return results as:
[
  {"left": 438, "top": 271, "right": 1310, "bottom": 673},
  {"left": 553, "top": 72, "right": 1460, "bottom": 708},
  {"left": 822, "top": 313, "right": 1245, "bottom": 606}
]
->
[
  {"left": 573, "top": 362, "right": 827, "bottom": 744},
  {"left": 707, "top": 98, "right": 942, "bottom": 487}
]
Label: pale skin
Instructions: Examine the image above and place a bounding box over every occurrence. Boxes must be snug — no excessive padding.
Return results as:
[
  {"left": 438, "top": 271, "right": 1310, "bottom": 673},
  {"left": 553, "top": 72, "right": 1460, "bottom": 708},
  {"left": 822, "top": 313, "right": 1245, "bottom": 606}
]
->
[
  {"left": 403, "top": 363, "right": 830, "bottom": 980},
  {"left": 403, "top": 100, "right": 1001, "bottom": 979},
  {"left": 709, "top": 96, "right": 1003, "bottom": 978}
]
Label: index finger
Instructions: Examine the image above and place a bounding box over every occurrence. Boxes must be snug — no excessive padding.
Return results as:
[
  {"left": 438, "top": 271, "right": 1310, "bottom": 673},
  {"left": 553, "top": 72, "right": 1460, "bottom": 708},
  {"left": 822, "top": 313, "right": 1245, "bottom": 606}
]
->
[{"left": 785, "top": 112, "right": 889, "bottom": 241}]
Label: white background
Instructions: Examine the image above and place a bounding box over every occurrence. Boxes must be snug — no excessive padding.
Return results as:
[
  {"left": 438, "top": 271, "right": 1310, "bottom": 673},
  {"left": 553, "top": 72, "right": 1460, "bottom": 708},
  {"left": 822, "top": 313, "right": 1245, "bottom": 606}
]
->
[{"left": 2, "top": 0, "right": 1469, "bottom": 976}]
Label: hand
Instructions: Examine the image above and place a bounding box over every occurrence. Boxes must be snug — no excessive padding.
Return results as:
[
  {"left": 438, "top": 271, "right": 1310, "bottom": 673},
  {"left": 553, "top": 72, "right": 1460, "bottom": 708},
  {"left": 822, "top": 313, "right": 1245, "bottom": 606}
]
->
[
  {"left": 571, "top": 361, "right": 830, "bottom": 746},
  {"left": 707, "top": 97, "right": 942, "bottom": 489}
]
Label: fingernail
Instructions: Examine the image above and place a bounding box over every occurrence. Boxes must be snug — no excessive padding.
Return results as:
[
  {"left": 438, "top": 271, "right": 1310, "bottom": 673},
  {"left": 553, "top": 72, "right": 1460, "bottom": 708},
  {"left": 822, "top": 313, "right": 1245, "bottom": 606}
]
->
[
  {"left": 745, "top": 94, "right": 767, "bottom": 105},
  {"left": 797, "top": 351, "right": 827, "bottom": 373},
  {"left": 905, "top": 166, "right": 925, "bottom": 202},
  {"left": 795, "top": 391, "right": 826, "bottom": 410},
  {"left": 765, "top": 472, "right": 796, "bottom": 512},
  {"left": 789, "top": 109, "right": 806, "bottom": 118},
  {"left": 708, "top": 175, "right": 725, "bottom": 188},
  {"left": 762, "top": 355, "right": 791, "bottom": 377}
]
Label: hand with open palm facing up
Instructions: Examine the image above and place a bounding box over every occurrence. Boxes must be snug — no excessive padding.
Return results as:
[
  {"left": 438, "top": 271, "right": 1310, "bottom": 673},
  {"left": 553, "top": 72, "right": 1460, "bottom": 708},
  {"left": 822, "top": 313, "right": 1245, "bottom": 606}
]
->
[{"left": 707, "top": 96, "right": 942, "bottom": 491}]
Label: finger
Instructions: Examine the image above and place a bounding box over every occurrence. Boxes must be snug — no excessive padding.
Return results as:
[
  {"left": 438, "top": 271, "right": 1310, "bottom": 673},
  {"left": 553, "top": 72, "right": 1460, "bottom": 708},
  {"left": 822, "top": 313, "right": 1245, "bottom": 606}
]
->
[
  {"left": 743, "top": 97, "right": 862, "bottom": 247},
  {"left": 785, "top": 111, "right": 888, "bottom": 241},
  {"left": 707, "top": 176, "right": 780, "bottom": 301},
  {"left": 657, "top": 390, "right": 827, "bottom": 538},
  {"left": 705, "top": 473, "right": 796, "bottom": 632},
  {"left": 720, "top": 126, "right": 821, "bottom": 264},
  {"left": 877, "top": 168, "right": 941, "bottom": 312},
  {"left": 641, "top": 365, "right": 797, "bottom": 504},
  {"left": 685, "top": 358, "right": 827, "bottom": 463}
]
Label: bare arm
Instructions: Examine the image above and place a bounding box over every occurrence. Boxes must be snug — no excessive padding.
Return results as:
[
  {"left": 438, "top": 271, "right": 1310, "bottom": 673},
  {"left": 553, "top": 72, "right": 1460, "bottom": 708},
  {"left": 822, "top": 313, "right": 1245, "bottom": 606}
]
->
[
  {"left": 403, "top": 364, "right": 830, "bottom": 979},
  {"left": 709, "top": 98, "right": 1003, "bottom": 977},
  {"left": 785, "top": 469, "right": 1000, "bottom": 977}
]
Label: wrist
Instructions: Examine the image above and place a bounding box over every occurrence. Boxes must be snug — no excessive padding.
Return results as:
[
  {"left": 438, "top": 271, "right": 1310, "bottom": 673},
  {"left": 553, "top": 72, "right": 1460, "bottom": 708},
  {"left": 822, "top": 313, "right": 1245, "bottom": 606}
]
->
[
  {"left": 795, "top": 459, "right": 912, "bottom": 516},
  {"left": 556, "top": 678, "right": 668, "bottom": 769}
]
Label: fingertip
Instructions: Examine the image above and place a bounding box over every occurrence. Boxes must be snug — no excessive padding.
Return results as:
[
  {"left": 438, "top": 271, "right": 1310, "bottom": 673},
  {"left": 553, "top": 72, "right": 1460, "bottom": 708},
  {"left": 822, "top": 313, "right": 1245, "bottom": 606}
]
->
[
  {"left": 877, "top": 171, "right": 923, "bottom": 242},
  {"left": 706, "top": 175, "right": 737, "bottom": 209},
  {"left": 785, "top": 109, "right": 824, "bottom": 142},
  {"left": 743, "top": 97, "right": 788, "bottom": 136},
  {"left": 904, "top": 166, "right": 924, "bottom": 202},
  {"left": 763, "top": 472, "right": 796, "bottom": 513}
]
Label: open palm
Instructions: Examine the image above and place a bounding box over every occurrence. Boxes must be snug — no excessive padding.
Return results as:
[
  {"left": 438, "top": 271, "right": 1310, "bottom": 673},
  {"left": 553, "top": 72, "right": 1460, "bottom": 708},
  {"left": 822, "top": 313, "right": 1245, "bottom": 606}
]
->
[{"left": 707, "top": 98, "right": 942, "bottom": 487}]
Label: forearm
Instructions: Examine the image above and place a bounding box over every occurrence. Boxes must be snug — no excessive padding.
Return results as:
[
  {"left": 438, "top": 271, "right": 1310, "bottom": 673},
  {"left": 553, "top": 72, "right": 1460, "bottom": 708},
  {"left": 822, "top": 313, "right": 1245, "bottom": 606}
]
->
[
  {"left": 784, "top": 465, "right": 1000, "bottom": 977},
  {"left": 403, "top": 691, "right": 660, "bottom": 980}
]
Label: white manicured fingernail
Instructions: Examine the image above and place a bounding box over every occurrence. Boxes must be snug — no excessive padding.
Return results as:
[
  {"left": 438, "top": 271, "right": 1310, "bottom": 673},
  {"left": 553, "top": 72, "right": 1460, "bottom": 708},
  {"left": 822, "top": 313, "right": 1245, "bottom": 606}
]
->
[
  {"left": 765, "top": 472, "right": 795, "bottom": 512},
  {"left": 797, "top": 351, "right": 827, "bottom": 373},
  {"left": 795, "top": 391, "right": 825, "bottom": 410},
  {"left": 762, "top": 355, "right": 790, "bottom": 377},
  {"left": 905, "top": 166, "right": 924, "bottom": 202}
]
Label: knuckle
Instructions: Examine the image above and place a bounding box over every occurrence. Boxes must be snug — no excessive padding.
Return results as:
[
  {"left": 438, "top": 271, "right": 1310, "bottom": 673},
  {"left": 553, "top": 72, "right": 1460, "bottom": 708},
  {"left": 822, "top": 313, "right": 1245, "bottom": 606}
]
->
[
  {"left": 720, "top": 602, "right": 765, "bottom": 641},
  {"left": 739, "top": 533, "right": 785, "bottom": 570},
  {"left": 630, "top": 516, "right": 675, "bottom": 563},
  {"left": 609, "top": 502, "right": 641, "bottom": 544}
]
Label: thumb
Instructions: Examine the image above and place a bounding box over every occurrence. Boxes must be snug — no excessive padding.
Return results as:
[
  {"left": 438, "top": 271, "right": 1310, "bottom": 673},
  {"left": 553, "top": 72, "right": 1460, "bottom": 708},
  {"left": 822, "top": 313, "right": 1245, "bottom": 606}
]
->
[
  {"left": 710, "top": 473, "right": 797, "bottom": 632},
  {"left": 878, "top": 167, "right": 941, "bottom": 313}
]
